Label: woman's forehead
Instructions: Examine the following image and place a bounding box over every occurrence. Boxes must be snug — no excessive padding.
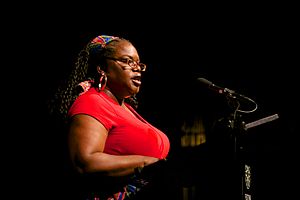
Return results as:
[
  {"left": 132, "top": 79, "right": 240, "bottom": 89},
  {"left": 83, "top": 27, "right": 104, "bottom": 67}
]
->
[{"left": 113, "top": 41, "right": 138, "bottom": 57}]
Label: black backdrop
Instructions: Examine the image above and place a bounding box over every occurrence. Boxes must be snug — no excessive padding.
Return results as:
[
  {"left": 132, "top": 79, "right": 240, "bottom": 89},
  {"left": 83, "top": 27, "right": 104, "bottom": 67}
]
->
[{"left": 3, "top": 4, "right": 299, "bottom": 200}]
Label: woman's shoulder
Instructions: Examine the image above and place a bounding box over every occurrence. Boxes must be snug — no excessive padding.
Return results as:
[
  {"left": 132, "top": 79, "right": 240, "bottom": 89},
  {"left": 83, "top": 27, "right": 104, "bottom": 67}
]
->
[
  {"left": 76, "top": 88, "right": 107, "bottom": 103},
  {"left": 68, "top": 89, "right": 108, "bottom": 115},
  {"left": 68, "top": 87, "right": 120, "bottom": 119}
]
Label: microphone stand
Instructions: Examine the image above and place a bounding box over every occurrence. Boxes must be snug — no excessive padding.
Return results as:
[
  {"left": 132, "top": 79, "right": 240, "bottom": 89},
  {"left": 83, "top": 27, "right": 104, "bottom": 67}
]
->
[
  {"left": 221, "top": 95, "right": 248, "bottom": 200},
  {"left": 219, "top": 93, "right": 278, "bottom": 200}
]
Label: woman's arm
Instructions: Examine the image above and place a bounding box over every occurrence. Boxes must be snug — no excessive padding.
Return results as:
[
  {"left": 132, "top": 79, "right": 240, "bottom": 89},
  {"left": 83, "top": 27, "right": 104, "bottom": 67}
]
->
[{"left": 68, "top": 114, "right": 158, "bottom": 177}]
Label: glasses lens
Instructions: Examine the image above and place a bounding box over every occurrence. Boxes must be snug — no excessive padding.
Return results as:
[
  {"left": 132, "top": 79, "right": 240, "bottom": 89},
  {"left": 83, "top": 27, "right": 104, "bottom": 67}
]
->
[
  {"left": 127, "top": 59, "right": 146, "bottom": 71},
  {"left": 126, "top": 59, "right": 134, "bottom": 67},
  {"left": 113, "top": 57, "right": 146, "bottom": 72},
  {"left": 139, "top": 63, "right": 146, "bottom": 71}
]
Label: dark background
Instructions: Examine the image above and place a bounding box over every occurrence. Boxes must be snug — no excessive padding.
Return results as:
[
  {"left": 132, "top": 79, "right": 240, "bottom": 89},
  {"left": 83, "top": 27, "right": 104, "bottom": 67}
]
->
[{"left": 3, "top": 3, "right": 299, "bottom": 200}]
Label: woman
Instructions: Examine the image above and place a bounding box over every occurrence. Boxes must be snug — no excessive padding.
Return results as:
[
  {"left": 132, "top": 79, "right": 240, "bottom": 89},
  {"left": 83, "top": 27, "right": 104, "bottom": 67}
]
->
[{"left": 50, "top": 35, "right": 170, "bottom": 199}]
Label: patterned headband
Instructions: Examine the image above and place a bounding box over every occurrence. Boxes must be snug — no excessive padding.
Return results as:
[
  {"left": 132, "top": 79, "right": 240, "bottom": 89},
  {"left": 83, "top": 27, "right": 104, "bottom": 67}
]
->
[{"left": 87, "top": 35, "right": 119, "bottom": 51}]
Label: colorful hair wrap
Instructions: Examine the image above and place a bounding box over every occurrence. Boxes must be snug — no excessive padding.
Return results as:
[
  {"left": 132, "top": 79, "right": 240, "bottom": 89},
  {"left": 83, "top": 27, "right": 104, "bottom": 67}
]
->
[
  {"left": 87, "top": 35, "right": 119, "bottom": 52},
  {"left": 92, "top": 35, "right": 119, "bottom": 46}
]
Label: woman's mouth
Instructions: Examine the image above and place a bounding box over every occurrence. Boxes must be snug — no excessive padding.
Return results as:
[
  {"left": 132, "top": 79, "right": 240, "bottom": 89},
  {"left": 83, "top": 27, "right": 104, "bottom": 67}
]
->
[{"left": 132, "top": 76, "right": 141, "bottom": 86}]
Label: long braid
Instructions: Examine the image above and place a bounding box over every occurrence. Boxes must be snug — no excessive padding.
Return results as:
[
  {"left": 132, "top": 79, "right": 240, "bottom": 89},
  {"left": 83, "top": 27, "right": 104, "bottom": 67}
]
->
[{"left": 48, "top": 46, "right": 90, "bottom": 122}]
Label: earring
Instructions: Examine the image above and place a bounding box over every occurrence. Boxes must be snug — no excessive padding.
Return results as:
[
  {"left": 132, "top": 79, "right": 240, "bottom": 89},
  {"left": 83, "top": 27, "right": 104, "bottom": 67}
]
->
[{"left": 98, "top": 71, "right": 107, "bottom": 91}]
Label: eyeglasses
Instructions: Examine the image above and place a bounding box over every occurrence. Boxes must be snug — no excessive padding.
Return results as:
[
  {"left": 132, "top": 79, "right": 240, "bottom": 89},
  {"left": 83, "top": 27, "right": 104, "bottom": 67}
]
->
[{"left": 105, "top": 57, "right": 147, "bottom": 72}]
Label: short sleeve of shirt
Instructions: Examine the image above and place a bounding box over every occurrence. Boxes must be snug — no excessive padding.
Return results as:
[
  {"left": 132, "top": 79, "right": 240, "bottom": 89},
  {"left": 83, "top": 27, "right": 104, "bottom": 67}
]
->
[{"left": 68, "top": 92, "right": 117, "bottom": 130}]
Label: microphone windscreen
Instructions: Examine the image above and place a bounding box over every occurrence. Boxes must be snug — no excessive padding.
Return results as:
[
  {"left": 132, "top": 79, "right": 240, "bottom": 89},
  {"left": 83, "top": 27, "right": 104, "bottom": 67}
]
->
[{"left": 197, "top": 78, "right": 213, "bottom": 86}]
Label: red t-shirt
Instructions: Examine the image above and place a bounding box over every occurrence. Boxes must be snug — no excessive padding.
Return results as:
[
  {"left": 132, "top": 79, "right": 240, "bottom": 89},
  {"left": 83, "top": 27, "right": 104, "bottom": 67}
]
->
[{"left": 68, "top": 88, "right": 170, "bottom": 159}]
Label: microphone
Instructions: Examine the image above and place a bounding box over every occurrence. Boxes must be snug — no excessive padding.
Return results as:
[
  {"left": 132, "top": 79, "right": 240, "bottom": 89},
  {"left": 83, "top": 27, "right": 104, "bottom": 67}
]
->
[
  {"left": 197, "top": 78, "right": 235, "bottom": 95},
  {"left": 197, "top": 77, "right": 248, "bottom": 99},
  {"left": 197, "top": 77, "right": 258, "bottom": 113}
]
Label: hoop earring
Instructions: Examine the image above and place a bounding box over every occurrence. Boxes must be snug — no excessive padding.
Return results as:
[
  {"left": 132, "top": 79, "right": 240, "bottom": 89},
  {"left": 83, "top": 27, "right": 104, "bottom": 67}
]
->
[{"left": 98, "top": 71, "right": 107, "bottom": 91}]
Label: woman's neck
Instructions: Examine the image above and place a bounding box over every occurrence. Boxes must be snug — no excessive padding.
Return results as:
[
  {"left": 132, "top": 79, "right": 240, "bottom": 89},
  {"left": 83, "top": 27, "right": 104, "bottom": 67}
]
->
[{"left": 103, "top": 88, "right": 124, "bottom": 105}]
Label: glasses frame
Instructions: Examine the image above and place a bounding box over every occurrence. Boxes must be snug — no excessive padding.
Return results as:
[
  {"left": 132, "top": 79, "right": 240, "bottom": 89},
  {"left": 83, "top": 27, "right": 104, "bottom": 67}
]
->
[{"left": 105, "top": 56, "right": 147, "bottom": 72}]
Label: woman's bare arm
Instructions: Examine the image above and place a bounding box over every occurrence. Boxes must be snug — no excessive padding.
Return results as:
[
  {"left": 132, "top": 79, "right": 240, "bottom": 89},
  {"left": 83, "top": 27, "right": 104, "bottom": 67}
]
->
[{"left": 68, "top": 114, "right": 158, "bottom": 177}]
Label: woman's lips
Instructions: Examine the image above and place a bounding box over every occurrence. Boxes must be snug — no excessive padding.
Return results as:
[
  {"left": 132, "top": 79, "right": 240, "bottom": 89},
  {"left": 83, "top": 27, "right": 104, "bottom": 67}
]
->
[
  {"left": 132, "top": 79, "right": 141, "bottom": 86},
  {"left": 131, "top": 75, "right": 141, "bottom": 86}
]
